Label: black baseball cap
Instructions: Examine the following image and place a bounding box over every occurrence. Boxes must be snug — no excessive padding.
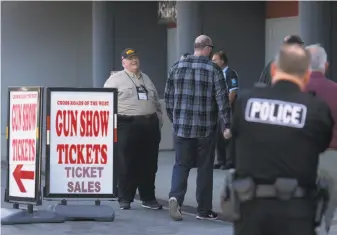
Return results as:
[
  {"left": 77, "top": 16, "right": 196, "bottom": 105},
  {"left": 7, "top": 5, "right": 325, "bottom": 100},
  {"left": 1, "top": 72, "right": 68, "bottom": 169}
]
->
[
  {"left": 121, "top": 48, "right": 138, "bottom": 60},
  {"left": 283, "top": 35, "right": 304, "bottom": 45}
]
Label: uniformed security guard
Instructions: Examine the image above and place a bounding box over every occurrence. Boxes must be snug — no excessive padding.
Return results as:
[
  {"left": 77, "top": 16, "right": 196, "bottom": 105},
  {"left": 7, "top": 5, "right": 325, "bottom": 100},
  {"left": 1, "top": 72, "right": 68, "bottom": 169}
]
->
[
  {"left": 212, "top": 51, "right": 239, "bottom": 170},
  {"left": 229, "top": 44, "right": 334, "bottom": 235},
  {"left": 104, "top": 48, "right": 163, "bottom": 210}
]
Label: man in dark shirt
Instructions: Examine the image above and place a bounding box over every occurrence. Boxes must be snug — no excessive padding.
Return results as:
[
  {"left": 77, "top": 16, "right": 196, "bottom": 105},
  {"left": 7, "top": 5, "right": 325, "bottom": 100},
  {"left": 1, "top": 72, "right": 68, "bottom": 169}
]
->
[
  {"left": 233, "top": 44, "right": 334, "bottom": 235},
  {"left": 258, "top": 35, "right": 304, "bottom": 86},
  {"left": 305, "top": 44, "right": 337, "bottom": 235},
  {"left": 165, "top": 35, "right": 231, "bottom": 221},
  {"left": 212, "top": 51, "right": 239, "bottom": 169}
]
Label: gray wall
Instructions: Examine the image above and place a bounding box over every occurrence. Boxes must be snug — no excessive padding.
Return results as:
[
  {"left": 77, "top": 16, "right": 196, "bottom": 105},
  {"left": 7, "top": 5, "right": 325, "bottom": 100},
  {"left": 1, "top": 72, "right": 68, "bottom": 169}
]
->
[
  {"left": 1, "top": 1, "right": 265, "bottom": 159},
  {"left": 1, "top": 1, "right": 93, "bottom": 161},
  {"left": 1, "top": 1, "right": 168, "bottom": 160},
  {"left": 111, "top": 1, "right": 168, "bottom": 96},
  {"left": 201, "top": 1, "right": 265, "bottom": 89},
  {"left": 92, "top": 1, "right": 168, "bottom": 92}
]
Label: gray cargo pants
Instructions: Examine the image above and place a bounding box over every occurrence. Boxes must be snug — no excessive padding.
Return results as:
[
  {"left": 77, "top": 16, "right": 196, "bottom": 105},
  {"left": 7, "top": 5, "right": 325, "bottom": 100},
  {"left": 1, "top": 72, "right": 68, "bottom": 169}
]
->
[{"left": 318, "top": 149, "right": 337, "bottom": 235}]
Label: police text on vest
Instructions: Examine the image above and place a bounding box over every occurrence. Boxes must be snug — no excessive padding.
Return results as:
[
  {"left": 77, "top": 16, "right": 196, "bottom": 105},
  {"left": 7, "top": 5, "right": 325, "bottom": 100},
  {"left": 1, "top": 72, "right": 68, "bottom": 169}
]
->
[{"left": 245, "top": 98, "right": 307, "bottom": 128}]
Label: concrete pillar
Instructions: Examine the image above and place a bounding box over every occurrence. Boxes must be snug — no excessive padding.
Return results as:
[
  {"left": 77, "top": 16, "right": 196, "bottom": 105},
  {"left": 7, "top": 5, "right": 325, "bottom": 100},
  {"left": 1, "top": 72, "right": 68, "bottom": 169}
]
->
[
  {"left": 167, "top": 27, "right": 178, "bottom": 72},
  {"left": 176, "top": 1, "right": 202, "bottom": 57},
  {"left": 92, "top": 1, "right": 114, "bottom": 87},
  {"left": 299, "top": 1, "right": 337, "bottom": 81}
]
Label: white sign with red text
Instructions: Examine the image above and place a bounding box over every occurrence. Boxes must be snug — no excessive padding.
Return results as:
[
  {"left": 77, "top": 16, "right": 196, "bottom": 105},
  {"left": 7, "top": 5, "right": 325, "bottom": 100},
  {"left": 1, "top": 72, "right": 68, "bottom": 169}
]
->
[
  {"left": 48, "top": 91, "right": 115, "bottom": 195},
  {"left": 8, "top": 91, "right": 39, "bottom": 199}
]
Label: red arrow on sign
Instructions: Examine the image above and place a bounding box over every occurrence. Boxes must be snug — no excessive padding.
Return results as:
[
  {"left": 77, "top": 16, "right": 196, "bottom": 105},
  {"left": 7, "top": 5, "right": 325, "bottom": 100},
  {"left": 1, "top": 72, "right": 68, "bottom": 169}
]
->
[{"left": 13, "top": 164, "right": 35, "bottom": 193}]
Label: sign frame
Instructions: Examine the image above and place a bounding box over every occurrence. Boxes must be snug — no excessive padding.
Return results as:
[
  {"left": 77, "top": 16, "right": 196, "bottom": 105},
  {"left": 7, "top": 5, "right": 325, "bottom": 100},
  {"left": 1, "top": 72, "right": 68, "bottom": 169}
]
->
[
  {"left": 5, "top": 86, "right": 44, "bottom": 205},
  {"left": 43, "top": 87, "right": 118, "bottom": 199}
]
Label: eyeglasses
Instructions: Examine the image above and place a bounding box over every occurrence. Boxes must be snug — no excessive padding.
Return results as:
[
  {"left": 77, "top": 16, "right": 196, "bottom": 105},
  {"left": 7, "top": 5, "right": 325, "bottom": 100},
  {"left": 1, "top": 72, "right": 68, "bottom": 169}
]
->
[{"left": 205, "top": 44, "right": 214, "bottom": 49}]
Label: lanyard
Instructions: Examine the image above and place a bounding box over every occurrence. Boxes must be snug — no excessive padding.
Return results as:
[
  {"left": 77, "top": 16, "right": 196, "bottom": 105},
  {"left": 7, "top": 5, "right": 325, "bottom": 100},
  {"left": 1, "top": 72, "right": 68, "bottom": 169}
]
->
[{"left": 124, "top": 71, "right": 147, "bottom": 90}]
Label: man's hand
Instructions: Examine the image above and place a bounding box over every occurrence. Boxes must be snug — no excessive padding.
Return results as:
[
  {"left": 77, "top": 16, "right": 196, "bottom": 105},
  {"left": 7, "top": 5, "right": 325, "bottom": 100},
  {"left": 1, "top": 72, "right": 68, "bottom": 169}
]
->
[{"left": 223, "top": 129, "right": 232, "bottom": 139}]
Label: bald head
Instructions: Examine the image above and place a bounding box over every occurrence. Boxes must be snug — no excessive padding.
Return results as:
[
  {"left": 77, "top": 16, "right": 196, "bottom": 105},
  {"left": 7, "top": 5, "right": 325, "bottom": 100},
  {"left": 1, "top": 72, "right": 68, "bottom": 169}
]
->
[
  {"left": 275, "top": 44, "right": 311, "bottom": 77},
  {"left": 194, "top": 35, "right": 212, "bottom": 49},
  {"left": 193, "top": 35, "right": 213, "bottom": 58}
]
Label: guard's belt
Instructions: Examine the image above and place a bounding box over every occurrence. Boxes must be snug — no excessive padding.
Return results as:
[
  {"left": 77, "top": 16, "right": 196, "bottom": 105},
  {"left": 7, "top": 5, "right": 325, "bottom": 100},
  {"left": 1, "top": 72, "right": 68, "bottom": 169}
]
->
[{"left": 255, "top": 184, "right": 306, "bottom": 198}]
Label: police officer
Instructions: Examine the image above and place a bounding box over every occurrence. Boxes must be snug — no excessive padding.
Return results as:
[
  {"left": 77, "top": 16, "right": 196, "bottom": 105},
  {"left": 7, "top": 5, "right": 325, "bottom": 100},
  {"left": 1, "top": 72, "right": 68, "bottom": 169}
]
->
[
  {"left": 212, "top": 51, "right": 239, "bottom": 169},
  {"left": 104, "top": 48, "right": 163, "bottom": 210},
  {"left": 258, "top": 35, "right": 304, "bottom": 86},
  {"left": 230, "top": 44, "right": 334, "bottom": 235}
]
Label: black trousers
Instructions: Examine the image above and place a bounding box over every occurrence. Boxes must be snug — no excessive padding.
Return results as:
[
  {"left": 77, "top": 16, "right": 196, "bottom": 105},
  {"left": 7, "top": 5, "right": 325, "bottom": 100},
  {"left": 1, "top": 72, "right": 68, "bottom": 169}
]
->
[
  {"left": 234, "top": 199, "right": 316, "bottom": 235},
  {"left": 117, "top": 113, "right": 160, "bottom": 203},
  {"left": 216, "top": 119, "right": 235, "bottom": 166},
  {"left": 169, "top": 133, "right": 216, "bottom": 214}
]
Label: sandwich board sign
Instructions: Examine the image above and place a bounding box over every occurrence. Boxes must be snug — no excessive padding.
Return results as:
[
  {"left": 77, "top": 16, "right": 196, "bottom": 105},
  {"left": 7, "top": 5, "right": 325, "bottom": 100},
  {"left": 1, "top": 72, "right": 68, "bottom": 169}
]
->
[
  {"left": 44, "top": 87, "right": 118, "bottom": 199},
  {"left": 5, "top": 87, "right": 43, "bottom": 205},
  {"left": 43, "top": 87, "right": 118, "bottom": 222}
]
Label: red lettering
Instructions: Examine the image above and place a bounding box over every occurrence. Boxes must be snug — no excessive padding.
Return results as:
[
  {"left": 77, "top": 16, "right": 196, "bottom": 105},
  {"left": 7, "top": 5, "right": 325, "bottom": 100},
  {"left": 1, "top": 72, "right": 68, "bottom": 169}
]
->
[
  {"left": 57, "top": 144, "right": 107, "bottom": 164},
  {"left": 100, "top": 111, "right": 109, "bottom": 137},
  {"left": 11, "top": 103, "right": 37, "bottom": 132},
  {"left": 12, "top": 104, "right": 21, "bottom": 132},
  {"left": 12, "top": 138, "right": 36, "bottom": 161},
  {"left": 55, "top": 110, "right": 78, "bottom": 137},
  {"left": 57, "top": 144, "right": 76, "bottom": 164},
  {"left": 101, "top": 144, "right": 107, "bottom": 164},
  {"left": 98, "top": 101, "right": 109, "bottom": 106},
  {"left": 79, "top": 111, "right": 109, "bottom": 137}
]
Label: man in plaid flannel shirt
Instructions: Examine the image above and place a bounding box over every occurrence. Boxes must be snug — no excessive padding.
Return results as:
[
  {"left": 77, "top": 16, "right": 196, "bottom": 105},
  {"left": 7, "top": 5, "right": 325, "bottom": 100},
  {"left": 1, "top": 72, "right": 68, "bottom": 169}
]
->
[{"left": 164, "top": 35, "right": 231, "bottom": 221}]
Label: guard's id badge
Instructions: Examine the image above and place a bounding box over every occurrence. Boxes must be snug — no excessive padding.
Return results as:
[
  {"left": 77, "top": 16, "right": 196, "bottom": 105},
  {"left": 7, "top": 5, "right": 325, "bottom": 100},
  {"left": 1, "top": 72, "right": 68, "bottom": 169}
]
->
[{"left": 136, "top": 85, "right": 148, "bottom": 100}]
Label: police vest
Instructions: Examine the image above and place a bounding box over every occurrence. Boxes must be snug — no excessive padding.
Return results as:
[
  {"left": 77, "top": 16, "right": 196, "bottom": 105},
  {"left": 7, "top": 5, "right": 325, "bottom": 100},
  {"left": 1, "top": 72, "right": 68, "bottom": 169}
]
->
[{"left": 245, "top": 98, "right": 307, "bottom": 128}]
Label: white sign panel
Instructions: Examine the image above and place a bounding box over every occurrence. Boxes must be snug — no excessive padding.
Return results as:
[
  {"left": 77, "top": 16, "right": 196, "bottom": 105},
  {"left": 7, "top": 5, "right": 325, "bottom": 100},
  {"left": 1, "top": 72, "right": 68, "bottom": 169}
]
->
[
  {"left": 49, "top": 91, "right": 114, "bottom": 195},
  {"left": 8, "top": 91, "right": 39, "bottom": 199}
]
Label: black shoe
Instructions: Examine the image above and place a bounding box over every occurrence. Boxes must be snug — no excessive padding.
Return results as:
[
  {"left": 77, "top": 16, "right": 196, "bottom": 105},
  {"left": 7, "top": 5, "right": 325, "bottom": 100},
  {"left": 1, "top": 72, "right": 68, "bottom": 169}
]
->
[
  {"left": 220, "top": 165, "right": 227, "bottom": 170},
  {"left": 141, "top": 200, "right": 163, "bottom": 210},
  {"left": 213, "top": 163, "right": 224, "bottom": 169},
  {"left": 196, "top": 211, "right": 218, "bottom": 220},
  {"left": 223, "top": 163, "right": 234, "bottom": 170},
  {"left": 119, "top": 201, "right": 131, "bottom": 210}
]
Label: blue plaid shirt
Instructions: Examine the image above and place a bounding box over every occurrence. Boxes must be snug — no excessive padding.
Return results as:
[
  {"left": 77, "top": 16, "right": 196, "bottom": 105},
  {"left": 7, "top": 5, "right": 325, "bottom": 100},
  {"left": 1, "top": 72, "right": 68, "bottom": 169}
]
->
[{"left": 164, "top": 55, "right": 231, "bottom": 138}]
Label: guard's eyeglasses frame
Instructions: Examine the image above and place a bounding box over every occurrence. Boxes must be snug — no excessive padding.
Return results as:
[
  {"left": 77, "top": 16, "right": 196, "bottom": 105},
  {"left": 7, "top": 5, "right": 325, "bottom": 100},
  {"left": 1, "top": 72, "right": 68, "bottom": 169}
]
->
[{"left": 205, "top": 44, "right": 214, "bottom": 49}]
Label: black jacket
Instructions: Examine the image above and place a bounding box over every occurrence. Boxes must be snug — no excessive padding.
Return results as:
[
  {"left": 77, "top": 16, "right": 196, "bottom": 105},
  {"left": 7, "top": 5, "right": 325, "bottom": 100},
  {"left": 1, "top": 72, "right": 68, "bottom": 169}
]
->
[
  {"left": 258, "top": 60, "right": 273, "bottom": 86},
  {"left": 232, "top": 80, "right": 334, "bottom": 189}
]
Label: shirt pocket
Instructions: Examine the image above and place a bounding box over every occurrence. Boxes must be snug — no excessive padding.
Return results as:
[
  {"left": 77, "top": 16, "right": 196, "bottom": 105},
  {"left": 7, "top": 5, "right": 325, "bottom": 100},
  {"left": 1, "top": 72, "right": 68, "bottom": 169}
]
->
[{"left": 119, "top": 88, "right": 135, "bottom": 100}]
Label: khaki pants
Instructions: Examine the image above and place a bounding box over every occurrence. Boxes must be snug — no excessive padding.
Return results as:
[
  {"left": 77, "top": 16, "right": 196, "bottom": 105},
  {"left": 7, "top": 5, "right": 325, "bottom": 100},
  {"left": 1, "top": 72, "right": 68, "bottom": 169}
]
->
[{"left": 318, "top": 149, "right": 337, "bottom": 235}]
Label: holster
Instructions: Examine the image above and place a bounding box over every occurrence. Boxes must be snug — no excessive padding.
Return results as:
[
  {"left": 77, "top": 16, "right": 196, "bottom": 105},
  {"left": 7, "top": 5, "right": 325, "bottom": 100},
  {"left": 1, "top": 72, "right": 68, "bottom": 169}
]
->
[
  {"left": 220, "top": 169, "right": 241, "bottom": 221},
  {"left": 232, "top": 177, "right": 256, "bottom": 202},
  {"left": 274, "top": 178, "right": 298, "bottom": 200},
  {"left": 314, "top": 178, "right": 330, "bottom": 227}
]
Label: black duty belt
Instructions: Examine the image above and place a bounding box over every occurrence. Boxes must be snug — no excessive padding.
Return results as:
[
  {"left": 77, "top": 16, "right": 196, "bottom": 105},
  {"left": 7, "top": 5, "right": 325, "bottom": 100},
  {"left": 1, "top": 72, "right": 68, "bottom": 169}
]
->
[
  {"left": 118, "top": 113, "right": 156, "bottom": 121},
  {"left": 255, "top": 184, "right": 306, "bottom": 198},
  {"left": 232, "top": 177, "right": 308, "bottom": 201}
]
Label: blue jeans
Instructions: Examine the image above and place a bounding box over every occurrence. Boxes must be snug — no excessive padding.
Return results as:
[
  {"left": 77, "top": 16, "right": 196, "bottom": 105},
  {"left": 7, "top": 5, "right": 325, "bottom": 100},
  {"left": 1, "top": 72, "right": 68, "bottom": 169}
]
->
[{"left": 169, "top": 133, "right": 216, "bottom": 214}]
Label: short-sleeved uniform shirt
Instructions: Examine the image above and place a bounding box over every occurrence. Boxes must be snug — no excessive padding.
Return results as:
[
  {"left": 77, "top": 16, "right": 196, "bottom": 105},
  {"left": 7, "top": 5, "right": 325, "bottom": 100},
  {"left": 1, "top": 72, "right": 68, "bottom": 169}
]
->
[
  {"left": 104, "top": 70, "right": 163, "bottom": 127},
  {"left": 223, "top": 66, "right": 239, "bottom": 93}
]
